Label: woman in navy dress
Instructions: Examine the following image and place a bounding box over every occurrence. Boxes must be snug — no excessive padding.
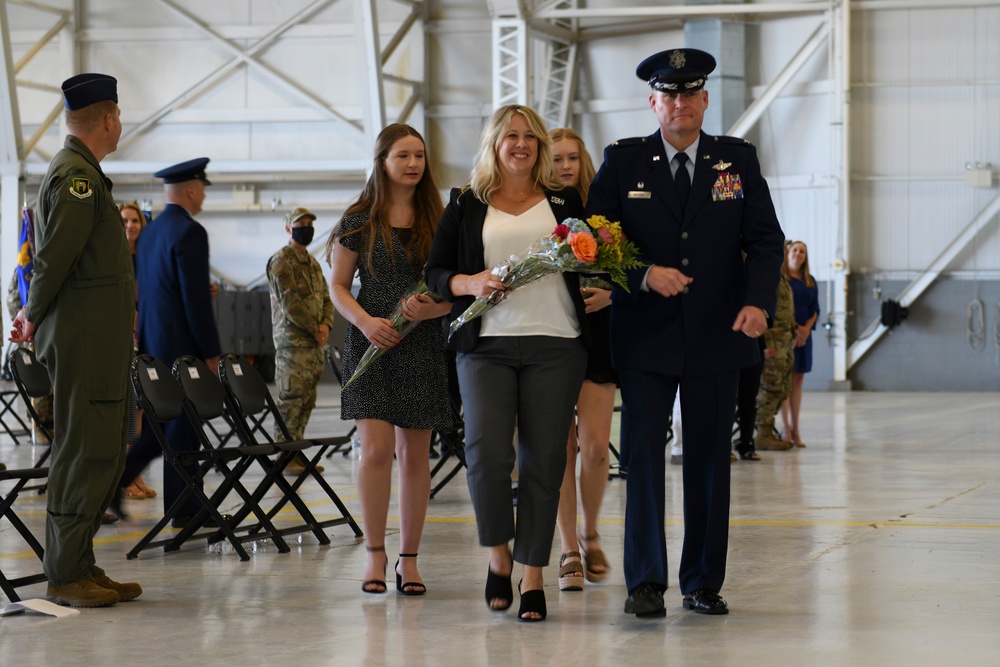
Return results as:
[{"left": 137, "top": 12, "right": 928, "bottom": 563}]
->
[{"left": 781, "top": 241, "right": 819, "bottom": 447}]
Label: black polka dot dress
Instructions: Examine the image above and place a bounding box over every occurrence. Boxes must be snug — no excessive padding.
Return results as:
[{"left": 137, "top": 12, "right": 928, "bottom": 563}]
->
[{"left": 336, "top": 211, "right": 452, "bottom": 431}]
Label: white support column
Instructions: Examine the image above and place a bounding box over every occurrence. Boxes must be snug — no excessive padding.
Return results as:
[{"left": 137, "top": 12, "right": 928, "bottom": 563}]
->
[
  {"left": 535, "top": 3, "right": 577, "bottom": 130},
  {"left": 493, "top": 18, "right": 529, "bottom": 107},
  {"left": 355, "top": 0, "right": 386, "bottom": 152},
  {"left": 0, "top": 0, "right": 23, "bottom": 167},
  {"left": 0, "top": 174, "right": 23, "bottom": 337},
  {"left": 1, "top": 0, "right": 25, "bottom": 336},
  {"left": 829, "top": 1, "right": 851, "bottom": 388}
]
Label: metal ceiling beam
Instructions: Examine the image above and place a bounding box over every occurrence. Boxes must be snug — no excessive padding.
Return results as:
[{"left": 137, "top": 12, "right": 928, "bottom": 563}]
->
[
  {"left": 533, "top": 2, "right": 829, "bottom": 20},
  {"left": 356, "top": 0, "right": 386, "bottom": 146},
  {"left": 727, "top": 20, "right": 829, "bottom": 138},
  {"left": 13, "top": 11, "right": 67, "bottom": 73},
  {"left": 117, "top": 0, "right": 364, "bottom": 154}
]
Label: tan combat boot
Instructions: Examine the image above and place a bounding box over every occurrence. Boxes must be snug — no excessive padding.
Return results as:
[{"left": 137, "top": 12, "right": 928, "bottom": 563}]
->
[
  {"left": 283, "top": 454, "right": 324, "bottom": 475},
  {"left": 755, "top": 432, "right": 794, "bottom": 451},
  {"left": 47, "top": 579, "right": 120, "bottom": 607},
  {"left": 92, "top": 574, "right": 143, "bottom": 602}
]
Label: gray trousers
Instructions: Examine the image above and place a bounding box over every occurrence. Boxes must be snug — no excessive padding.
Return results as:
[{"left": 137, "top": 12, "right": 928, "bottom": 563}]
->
[{"left": 457, "top": 335, "right": 585, "bottom": 566}]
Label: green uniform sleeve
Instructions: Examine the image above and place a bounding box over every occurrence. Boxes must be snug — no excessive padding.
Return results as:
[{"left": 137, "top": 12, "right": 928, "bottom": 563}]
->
[{"left": 25, "top": 175, "right": 97, "bottom": 325}]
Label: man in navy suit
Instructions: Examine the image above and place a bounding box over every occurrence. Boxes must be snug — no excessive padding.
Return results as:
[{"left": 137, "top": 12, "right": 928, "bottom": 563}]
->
[
  {"left": 586, "top": 49, "right": 784, "bottom": 617},
  {"left": 119, "top": 158, "right": 223, "bottom": 527}
]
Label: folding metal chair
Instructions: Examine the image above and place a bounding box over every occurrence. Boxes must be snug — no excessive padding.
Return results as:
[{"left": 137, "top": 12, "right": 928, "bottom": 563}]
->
[
  {"left": 218, "top": 354, "right": 361, "bottom": 541},
  {"left": 324, "top": 312, "right": 356, "bottom": 459},
  {"left": 0, "top": 343, "right": 32, "bottom": 444},
  {"left": 429, "top": 390, "right": 467, "bottom": 499},
  {"left": 127, "top": 354, "right": 287, "bottom": 562},
  {"left": 174, "top": 355, "right": 335, "bottom": 545},
  {"left": 8, "top": 348, "right": 54, "bottom": 492},
  {"left": 0, "top": 466, "right": 48, "bottom": 602}
]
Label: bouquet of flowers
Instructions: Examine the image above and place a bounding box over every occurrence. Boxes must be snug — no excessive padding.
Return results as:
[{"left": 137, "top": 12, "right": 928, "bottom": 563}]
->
[
  {"left": 448, "top": 215, "right": 643, "bottom": 340},
  {"left": 341, "top": 277, "right": 443, "bottom": 390}
]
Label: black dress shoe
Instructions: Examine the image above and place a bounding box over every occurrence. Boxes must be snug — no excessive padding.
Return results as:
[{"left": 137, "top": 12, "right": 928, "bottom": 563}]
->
[
  {"left": 171, "top": 513, "right": 234, "bottom": 529},
  {"left": 624, "top": 582, "right": 665, "bottom": 617},
  {"left": 682, "top": 589, "right": 729, "bottom": 615}
]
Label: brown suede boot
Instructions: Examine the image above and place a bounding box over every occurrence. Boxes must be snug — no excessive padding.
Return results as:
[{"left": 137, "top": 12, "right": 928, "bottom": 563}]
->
[
  {"left": 47, "top": 579, "right": 119, "bottom": 607},
  {"left": 92, "top": 574, "right": 143, "bottom": 602}
]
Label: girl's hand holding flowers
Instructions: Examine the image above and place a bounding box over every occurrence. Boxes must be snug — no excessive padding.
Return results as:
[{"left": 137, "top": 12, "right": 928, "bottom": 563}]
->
[
  {"left": 402, "top": 292, "right": 451, "bottom": 322},
  {"left": 361, "top": 315, "right": 402, "bottom": 350},
  {"left": 340, "top": 278, "right": 444, "bottom": 389},
  {"left": 581, "top": 287, "right": 611, "bottom": 314}
]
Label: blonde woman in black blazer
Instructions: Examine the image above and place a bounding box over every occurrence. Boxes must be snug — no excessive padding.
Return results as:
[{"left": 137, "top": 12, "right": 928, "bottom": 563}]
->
[{"left": 426, "top": 104, "right": 589, "bottom": 623}]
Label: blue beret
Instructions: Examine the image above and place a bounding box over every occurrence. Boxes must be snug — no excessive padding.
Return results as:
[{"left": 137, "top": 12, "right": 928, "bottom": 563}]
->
[
  {"left": 154, "top": 157, "right": 213, "bottom": 185},
  {"left": 62, "top": 73, "right": 118, "bottom": 110},
  {"left": 636, "top": 49, "right": 716, "bottom": 93}
]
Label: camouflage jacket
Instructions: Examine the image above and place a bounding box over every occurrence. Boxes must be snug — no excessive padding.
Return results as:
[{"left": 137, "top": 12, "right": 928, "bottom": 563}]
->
[
  {"left": 765, "top": 274, "right": 796, "bottom": 347},
  {"left": 266, "top": 244, "right": 334, "bottom": 349}
]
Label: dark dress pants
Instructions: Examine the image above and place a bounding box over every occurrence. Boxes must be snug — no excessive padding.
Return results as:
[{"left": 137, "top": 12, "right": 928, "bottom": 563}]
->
[
  {"left": 735, "top": 339, "right": 766, "bottom": 448},
  {"left": 620, "top": 368, "right": 739, "bottom": 595}
]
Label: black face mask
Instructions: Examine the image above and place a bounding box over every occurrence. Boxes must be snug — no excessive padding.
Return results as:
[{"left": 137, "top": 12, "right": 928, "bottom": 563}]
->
[{"left": 291, "top": 226, "right": 315, "bottom": 246}]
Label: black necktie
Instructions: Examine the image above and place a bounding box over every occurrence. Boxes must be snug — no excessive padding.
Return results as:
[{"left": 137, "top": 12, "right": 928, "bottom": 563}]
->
[{"left": 674, "top": 152, "right": 691, "bottom": 213}]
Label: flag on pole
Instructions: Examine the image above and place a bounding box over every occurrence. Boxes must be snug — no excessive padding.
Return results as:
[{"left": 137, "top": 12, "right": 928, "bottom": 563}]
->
[{"left": 16, "top": 208, "right": 35, "bottom": 306}]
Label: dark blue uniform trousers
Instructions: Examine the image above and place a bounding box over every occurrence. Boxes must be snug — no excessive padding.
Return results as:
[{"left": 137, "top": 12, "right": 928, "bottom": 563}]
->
[{"left": 619, "top": 368, "right": 739, "bottom": 595}]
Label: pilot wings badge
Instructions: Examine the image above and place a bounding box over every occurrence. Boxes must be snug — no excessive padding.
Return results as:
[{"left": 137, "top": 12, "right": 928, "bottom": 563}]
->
[{"left": 712, "top": 160, "right": 732, "bottom": 171}]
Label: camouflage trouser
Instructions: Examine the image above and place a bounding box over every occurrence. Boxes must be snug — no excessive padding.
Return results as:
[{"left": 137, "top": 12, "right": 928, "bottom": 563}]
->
[
  {"left": 755, "top": 338, "right": 793, "bottom": 433},
  {"left": 33, "top": 394, "right": 54, "bottom": 427},
  {"left": 274, "top": 345, "right": 326, "bottom": 441}
]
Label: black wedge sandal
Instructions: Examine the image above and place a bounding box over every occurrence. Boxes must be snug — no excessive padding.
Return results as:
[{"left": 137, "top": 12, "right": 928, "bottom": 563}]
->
[{"left": 395, "top": 553, "right": 426, "bottom": 596}]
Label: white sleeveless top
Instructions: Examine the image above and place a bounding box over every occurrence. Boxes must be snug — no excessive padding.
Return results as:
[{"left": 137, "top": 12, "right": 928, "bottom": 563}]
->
[{"left": 479, "top": 199, "right": 580, "bottom": 338}]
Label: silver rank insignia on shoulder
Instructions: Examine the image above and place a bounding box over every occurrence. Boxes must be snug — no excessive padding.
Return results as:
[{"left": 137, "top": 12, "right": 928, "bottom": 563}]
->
[{"left": 712, "top": 160, "right": 732, "bottom": 171}]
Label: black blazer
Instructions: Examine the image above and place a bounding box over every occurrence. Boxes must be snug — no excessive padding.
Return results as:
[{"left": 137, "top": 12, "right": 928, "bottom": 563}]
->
[{"left": 426, "top": 186, "right": 591, "bottom": 353}]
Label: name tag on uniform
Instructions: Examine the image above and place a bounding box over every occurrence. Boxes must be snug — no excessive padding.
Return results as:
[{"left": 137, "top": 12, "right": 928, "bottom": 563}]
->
[{"left": 628, "top": 191, "right": 651, "bottom": 199}]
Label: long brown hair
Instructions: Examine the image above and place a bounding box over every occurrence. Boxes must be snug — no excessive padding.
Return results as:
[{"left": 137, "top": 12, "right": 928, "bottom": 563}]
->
[
  {"left": 549, "top": 127, "right": 596, "bottom": 205},
  {"left": 325, "top": 124, "right": 444, "bottom": 278}
]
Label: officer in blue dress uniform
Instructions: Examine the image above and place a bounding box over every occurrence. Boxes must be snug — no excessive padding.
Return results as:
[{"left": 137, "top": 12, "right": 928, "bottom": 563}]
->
[
  {"left": 119, "top": 157, "right": 223, "bottom": 527},
  {"left": 586, "top": 48, "right": 785, "bottom": 617}
]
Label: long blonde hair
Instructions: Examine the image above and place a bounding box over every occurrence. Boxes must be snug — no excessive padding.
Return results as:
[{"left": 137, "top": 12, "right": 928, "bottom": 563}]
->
[
  {"left": 466, "top": 104, "right": 564, "bottom": 204},
  {"left": 325, "top": 123, "right": 444, "bottom": 278},
  {"left": 548, "top": 127, "right": 596, "bottom": 205},
  {"left": 783, "top": 241, "right": 815, "bottom": 288}
]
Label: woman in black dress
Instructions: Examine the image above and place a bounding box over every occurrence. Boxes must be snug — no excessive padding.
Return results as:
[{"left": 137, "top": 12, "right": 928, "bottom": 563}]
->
[
  {"left": 549, "top": 128, "right": 615, "bottom": 591},
  {"left": 326, "top": 124, "right": 451, "bottom": 596}
]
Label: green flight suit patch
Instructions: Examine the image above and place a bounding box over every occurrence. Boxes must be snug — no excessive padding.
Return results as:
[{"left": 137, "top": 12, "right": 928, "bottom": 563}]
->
[{"left": 69, "top": 178, "right": 93, "bottom": 199}]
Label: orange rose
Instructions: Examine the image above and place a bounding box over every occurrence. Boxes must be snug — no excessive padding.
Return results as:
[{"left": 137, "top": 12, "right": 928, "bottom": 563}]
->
[{"left": 568, "top": 231, "right": 598, "bottom": 263}]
